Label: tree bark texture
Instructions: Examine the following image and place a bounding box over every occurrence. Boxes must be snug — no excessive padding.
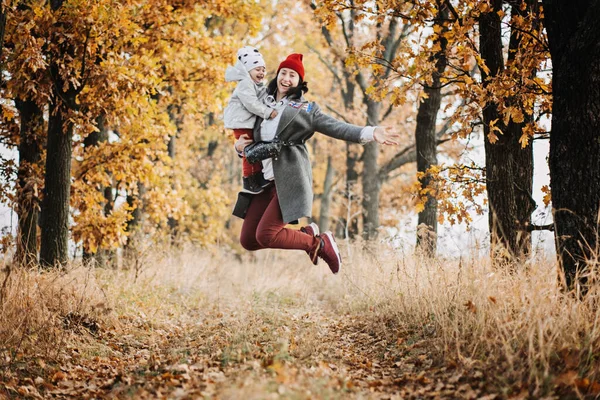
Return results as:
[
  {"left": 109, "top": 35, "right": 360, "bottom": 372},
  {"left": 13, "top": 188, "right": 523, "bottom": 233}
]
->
[
  {"left": 15, "top": 99, "right": 43, "bottom": 266},
  {"left": 40, "top": 3, "right": 76, "bottom": 268},
  {"left": 0, "top": 2, "right": 7, "bottom": 80},
  {"left": 358, "top": 16, "right": 404, "bottom": 241},
  {"left": 316, "top": 6, "right": 402, "bottom": 241},
  {"left": 342, "top": 79, "right": 360, "bottom": 239},
  {"left": 39, "top": 92, "right": 74, "bottom": 268},
  {"left": 479, "top": 0, "right": 534, "bottom": 262},
  {"left": 344, "top": 143, "right": 360, "bottom": 238},
  {"left": 124, "top": 182, "right": 146, "bottom": 259},
  {"left": 504, "top": 0, "right": 537, "bottom": 257},
  {"left": 362, "top": 100, "right": 381, "bottom": 240},
  {"left": 319, "top": 156, "right": 335, "bottom": 232},
  {"left": 414, "top": 2, "right": 449, "bottom": 256},
  {"left": 543, "top": 0, "right": 600, "bottom": 288},
  {"left": 126, "top": 193, "right": 142, "bottom": 235},
  {"left": 167, "top": 102, "right": 180, "bottom": 240}
]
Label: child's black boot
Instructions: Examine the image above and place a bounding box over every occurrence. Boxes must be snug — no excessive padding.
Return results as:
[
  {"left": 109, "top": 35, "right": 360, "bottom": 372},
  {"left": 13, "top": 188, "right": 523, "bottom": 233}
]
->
[{"left": 242, "top": 173, "right": 265, "bottom": 194}]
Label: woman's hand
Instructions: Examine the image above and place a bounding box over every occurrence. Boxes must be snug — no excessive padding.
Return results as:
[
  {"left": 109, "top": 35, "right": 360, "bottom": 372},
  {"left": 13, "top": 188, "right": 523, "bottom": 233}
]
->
[
  {"left": 373, "top": 126, "right": 401, "bottom": 145},
  {"left": 234, "top": 134, "right": 254, "bottom": 153}
]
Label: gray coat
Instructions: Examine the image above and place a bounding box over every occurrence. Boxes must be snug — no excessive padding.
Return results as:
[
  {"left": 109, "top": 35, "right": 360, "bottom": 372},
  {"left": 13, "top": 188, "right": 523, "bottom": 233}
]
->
[{"left": 238, "top": 97, "right": 366, "bottom": 224}]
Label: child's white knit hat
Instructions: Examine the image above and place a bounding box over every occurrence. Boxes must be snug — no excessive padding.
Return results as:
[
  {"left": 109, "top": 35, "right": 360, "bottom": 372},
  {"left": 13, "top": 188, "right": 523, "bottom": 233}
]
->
[{"left": 237, "top": 46, "right": 266, "bottom": 72}]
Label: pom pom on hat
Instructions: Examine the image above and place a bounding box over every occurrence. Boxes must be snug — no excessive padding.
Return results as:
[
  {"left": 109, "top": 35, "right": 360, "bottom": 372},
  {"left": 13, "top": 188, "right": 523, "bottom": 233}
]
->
[
  {"left": 237, "top": 46, "right": 266, "bottom": 72},
  {"left": 277, "top": 53, "right": 305, "bottom": 80}
]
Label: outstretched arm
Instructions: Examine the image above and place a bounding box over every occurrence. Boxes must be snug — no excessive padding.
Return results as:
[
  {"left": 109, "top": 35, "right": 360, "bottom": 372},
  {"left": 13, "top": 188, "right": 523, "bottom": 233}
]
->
[
  {"left": 312, "top": 104, "right": 364, "bottom": 143},
  {"left": 313, "top": 103, "right": 401, "bottom": 146}
]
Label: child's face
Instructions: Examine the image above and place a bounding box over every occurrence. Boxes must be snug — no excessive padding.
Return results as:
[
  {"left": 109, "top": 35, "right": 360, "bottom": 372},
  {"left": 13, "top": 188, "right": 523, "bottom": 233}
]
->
[{"left": 249, "top": 66, "right": 266, "bottom": 83}]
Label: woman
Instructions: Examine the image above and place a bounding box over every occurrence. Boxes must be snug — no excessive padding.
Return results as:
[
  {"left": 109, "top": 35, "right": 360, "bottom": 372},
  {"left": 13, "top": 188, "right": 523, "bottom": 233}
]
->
[{"left": 233, "top": 53, "right": 400, "bottom": 274}]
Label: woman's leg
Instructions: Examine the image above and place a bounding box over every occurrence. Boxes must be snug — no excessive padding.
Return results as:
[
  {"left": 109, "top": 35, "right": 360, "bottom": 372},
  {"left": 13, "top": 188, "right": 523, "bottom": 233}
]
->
[
  {"left": 255, "top": 188, "right": 320, "bottom": 253},
  {"left": 240, "top": 188, "right": 273, "bottom": 251}
]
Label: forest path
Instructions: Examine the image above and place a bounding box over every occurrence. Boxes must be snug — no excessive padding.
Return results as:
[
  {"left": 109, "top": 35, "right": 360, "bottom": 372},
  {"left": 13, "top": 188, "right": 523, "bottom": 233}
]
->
[
  {"left": 1, "top": 249, "right": 506, "bottom": 399},
  {"left": 7, "top": 300, "right": 495, "bottom": 399}
]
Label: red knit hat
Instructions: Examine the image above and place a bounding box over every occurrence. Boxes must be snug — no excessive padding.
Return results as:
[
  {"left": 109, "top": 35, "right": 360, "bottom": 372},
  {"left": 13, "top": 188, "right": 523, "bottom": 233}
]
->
[{"left": 277, "top": 53, "right": 305, "bottom": 80}]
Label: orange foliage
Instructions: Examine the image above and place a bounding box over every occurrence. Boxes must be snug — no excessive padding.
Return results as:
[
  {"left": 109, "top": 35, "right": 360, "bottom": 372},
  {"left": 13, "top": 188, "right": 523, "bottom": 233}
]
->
[{"left": 2, "top": 0, "right": 265, "bottom": 254}]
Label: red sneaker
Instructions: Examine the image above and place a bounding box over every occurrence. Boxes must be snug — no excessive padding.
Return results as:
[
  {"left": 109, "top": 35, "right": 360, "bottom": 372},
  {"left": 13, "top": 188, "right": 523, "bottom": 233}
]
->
[
  {"left": 301, "top": 222, "right": 319, "bottom": 237},
  {"left": 301, "top": 223, "right": 320, "bottom": 265},
  {"left": 318, "top": 232, "right": 341, "bottom": 274}
]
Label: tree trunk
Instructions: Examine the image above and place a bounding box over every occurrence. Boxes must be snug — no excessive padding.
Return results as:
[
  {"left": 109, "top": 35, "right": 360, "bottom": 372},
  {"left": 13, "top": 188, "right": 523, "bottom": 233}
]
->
[
  {"left": 0, "top": 2, "right": 7, "bottom": 78},
  {"left": 313, "top": 6, "right": 403, "bottom": 241},
  {"left": 124, "top": 183, "right": 146, "bottom": 259},
  {"left": 415, "top": 88, "right": 440, "bottom": 255},
  {"left": 40, "top": 2, "right": 76, "bottom": 268},
  {"left": 415, "top": 2, "right": 449, "bottom": 257},
  {"left": 543, "top": 0, "right": 600, "bottom": 289},
  {"left": 504, "top": 0, "right": 537, "bottom": 258},
  {"left": 166, "top": 134, "right": 178, "bottom": 235},
  {"left": 39, "top": 92, "right": 74, "bottom": 268},
  {"left": 15, "top": 98, "right": 43, "bottom": 266},
  {"left": 319, "top": 156, "right": 335, "bottom": 232},
  {"left": 342, "top": 77, "right": 360, "bottom": 239},
  {"left": 362, "top": 100, "right": 381, "bottom": 240},
  {"left": 167, "top": 103, "right": 179, "bottom": 240},
  {"left": 479, "top": 0, "right": 534, "bottom": 262},
  {"left": 358, "top": 17, "right": 402, "bottom": 241},
  {"left": 344, "top": 143, "right": 360, "bottom": 238}
]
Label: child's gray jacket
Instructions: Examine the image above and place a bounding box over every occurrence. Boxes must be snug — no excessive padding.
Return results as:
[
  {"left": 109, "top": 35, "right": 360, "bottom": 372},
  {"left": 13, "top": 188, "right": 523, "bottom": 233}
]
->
[{"left": 223, "top": 62, "right": 273, "bottom": 129}]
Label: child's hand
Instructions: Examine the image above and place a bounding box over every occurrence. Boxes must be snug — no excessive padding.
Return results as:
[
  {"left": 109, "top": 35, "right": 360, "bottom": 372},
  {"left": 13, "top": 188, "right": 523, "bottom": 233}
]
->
[
  {"left": 235, "top": 134, "right": 254, "bottom": 153},
  {"left": 270, "top": 109, "right": 278, "bottom": 119}
]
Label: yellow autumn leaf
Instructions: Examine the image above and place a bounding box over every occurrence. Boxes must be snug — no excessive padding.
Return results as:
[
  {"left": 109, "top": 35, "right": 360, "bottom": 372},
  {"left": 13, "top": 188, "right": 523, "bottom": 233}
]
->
[{"left": 541, "top": 185, "right": 552, "bottom": 206}]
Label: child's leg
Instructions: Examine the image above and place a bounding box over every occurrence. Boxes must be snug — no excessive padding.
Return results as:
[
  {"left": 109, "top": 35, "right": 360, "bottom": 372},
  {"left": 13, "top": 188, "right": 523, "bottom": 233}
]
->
[{"left": 233, "top": 128, "right": 262, "bottom": 177}]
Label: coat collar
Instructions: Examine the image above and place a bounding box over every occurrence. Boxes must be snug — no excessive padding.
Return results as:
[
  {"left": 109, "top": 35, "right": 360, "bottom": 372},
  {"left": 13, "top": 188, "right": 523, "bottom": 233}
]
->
[
  {"left": 257, "top": 95, "right": 308, "bottom": 141},
  {"left": 276, "top": 96, "right": 308, "bottom": 136},
  {"left": 277, "top": 102, "right": 303, "bottom": 136}
]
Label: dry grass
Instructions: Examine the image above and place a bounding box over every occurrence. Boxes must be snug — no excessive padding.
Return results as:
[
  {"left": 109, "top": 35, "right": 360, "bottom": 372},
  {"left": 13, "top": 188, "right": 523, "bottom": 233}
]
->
[
  {"left": 0, "top": 262, "right": 111, "bottom": 362},
  {"left": 1, "top": 242, "right": 599, "bottom": 398}
]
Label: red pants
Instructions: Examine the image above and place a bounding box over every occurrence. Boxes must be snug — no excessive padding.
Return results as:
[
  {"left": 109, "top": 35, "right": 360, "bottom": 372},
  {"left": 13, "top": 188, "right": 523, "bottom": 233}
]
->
[
  {"left": 233, "top": 128, "right": 262, "bottom": 177},
  {"left": 240, "top": 185, "right": 320, "bottom": 254}
]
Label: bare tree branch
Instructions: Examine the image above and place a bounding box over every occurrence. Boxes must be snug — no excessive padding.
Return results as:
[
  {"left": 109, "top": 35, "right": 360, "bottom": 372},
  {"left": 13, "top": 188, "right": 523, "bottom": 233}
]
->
[
  {"left": 526, "top": 224, "right": 554, "bottom": 232},
  {"left": 379, "top": 125, "right": 451, "bottom": 181},
  {"left": 306, "top": 43, "right": 343, "bottom": 86},
  {"left": 380, "top": 103, "right": 394, "bottom": 122},
  {"left": 337, "top": 11, "right": 352, "bottom": 48},
  {"left": 379, "top": 145, "right": 416, "bottom": 181},
  {"left": 325, "top": 105, "right": 352, "bottom": 123},
  {"left": 78, "top": 26, "right": 93, "bottom": 91},
  {"left": 384, "top": 21, "right": 412, "bottom": 80},
  {"left": 355, "top": 70, "right": 369, "bottom": 94}
]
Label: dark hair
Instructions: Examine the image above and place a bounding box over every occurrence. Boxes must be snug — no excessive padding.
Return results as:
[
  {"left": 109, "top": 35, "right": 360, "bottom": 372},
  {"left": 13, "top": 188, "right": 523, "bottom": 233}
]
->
[{"left": 266, "top": 76, "right": 309, "bottom": 100}]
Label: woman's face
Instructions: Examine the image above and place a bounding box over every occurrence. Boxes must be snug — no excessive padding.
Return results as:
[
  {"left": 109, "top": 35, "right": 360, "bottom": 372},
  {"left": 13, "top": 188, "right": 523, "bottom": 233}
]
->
[{"left": 277, "top": 68, "right": 300, "bottom": 96}]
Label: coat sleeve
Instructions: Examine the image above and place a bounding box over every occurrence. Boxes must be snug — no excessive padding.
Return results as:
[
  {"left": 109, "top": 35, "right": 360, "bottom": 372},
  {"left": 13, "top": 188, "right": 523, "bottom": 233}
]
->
[
  {"left": 234, "top": 79, "right": 274, "bottom": 120},
  {"left": 311, "top": 103, "right": 364, "bottom": 143}
]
